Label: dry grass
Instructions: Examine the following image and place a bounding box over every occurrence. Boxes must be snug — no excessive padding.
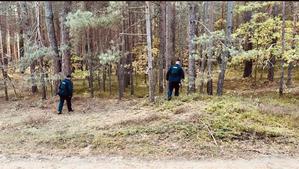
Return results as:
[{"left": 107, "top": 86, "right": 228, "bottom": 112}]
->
[
  {"left": 116, "top": 114, "right": 168, "bottom": 127},
  {"left": 23, "top": 114, "right": 51, "bottom": 127},
  {"left": 173, "top": 107, "right": 187, "bottom": 115},
  {"left": 1, "top": 76, "right": 299, "bottom": 160}
]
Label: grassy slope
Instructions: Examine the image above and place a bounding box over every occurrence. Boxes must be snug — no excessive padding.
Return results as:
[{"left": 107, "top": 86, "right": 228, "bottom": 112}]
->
[
  {"left": 0, "top": 91, "right": 298, "bottom": 160},
  {"left": 0, "top": 68, "right": 299, "bottom": 159}
]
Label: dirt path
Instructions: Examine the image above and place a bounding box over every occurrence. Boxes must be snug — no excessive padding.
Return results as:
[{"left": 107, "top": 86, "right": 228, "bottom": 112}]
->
[{"left": 1, "top": 154, "right": 299, "bottom": 169}]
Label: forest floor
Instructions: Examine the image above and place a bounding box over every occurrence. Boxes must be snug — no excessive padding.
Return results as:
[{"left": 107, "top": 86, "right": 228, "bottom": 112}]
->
[{"left": 1, "top": 74, "right": 299, "bottom": 168}]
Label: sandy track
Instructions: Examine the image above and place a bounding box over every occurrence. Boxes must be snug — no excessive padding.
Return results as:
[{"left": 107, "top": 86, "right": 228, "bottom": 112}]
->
[{"left": 1, "top": 154, "right": 299, "bottom": 169}]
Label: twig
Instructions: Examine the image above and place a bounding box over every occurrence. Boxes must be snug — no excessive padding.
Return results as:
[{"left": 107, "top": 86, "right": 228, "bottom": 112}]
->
[
  {"left": 200, "top": 120, "right": 224, "bottom": 153},
  {"left": 201, "top": 120, "right": 218, "bottom": 146}
]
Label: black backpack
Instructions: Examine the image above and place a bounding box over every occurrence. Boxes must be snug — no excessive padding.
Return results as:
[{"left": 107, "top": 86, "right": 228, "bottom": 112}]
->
[
  {"left": 170, "top": 66, "right": 180, "bottom": 76},
  {"left": 58, "top": 80, "right": 67, "bottom": 96}
]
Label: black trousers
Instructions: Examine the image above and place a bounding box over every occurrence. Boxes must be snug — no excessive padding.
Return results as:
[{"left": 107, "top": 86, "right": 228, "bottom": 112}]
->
[
  {"left": 58, "top": 96, "right": 72, "bottom": 112},
  {"left": 168, "top": 81, "right": 180, "bottom": 98}
]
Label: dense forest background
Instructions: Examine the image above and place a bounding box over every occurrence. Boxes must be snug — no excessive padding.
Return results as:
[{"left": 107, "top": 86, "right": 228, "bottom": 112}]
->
[{"left": 0, "top": 1, "right": 298, "bottom": 101}]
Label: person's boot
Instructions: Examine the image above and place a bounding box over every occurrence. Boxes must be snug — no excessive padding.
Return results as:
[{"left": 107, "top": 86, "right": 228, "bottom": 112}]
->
[{"left": 58, "top": 111, "right": 62, "bottom": 114}]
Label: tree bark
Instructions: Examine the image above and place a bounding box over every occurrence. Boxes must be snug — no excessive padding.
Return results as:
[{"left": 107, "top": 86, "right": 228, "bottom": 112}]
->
[
  {"left": 45, "top": 1, "right": 61, "bottom": 94},
  {"left": 279, "top": 1, "right": 286, "bottom": 96},
  {"left": 124, "top": 2, "right": 130, "bottom": 89},
  {"left": 207, "top": 1, "right": 214, "bottom": 95},
  {"left": 0, "top": 28, "right": 8, "bottom": 101},
  {"left": 199, "top": 2, "right": 208, "bottom": 93},
  {"left": 165, "top": 2, "right": 176, "bottom": 95},
  {"left": 145, "top": 1, "right": 155, "bottom": 102},
  {"left": 128, "top": 3, "right": 134, "bottom": 96},
  {"left": 13, "top": 32, "right": 18, "bottom": 64},
  {"left": 35, "top": 2, "right": 47, "bottom": 100},
  {"left": 242, "top": 11, "right": 253, "bottom": 78},
  {"left": 86, "top": 27, "right": 94, "bottom": 98},
  {"left": 6, "top": 18, "right": 11, "bottom": 62},
  {"left": 188, "top": 2, "right": 196, "bottom": 93},
  {"left": 109, "top": 64, "right": 112, "bottom": 96},
  {"left": 158, "top": 1, "right": 166, "bottom": 94},
  {"left": 129, "top": 53, "right": 134, "bottom": 95},
  {"left": 17, "top": 3, "right": 24, "bottom": 60},
  {"left": 103, "top": 66, "right": 106, "bottom": 92},
  {"left": 119, "top": 10, "right": 126, "bottom": 100},
  {"left": 217, "top": 1, "right": 234, "bottom": 96},
  {"left": 60, "top": 1, "right": 72, "bottom": 76}
]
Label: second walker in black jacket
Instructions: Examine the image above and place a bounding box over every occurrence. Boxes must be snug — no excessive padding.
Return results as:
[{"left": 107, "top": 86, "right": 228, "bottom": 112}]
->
[
  {"left": 57, "top": 75, "right": 74, "bottom": 114},
  {"left": 166, "top": 60, "right": 185, "bottom": 100}
]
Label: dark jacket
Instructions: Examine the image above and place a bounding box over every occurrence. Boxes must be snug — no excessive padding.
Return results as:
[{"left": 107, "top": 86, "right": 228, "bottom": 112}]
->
[
  {"left": 166, "top": 64, "right": 185, "bottom": 82},
  {"left": 58, "top": 78, "right": 73, "bottom": 97}
]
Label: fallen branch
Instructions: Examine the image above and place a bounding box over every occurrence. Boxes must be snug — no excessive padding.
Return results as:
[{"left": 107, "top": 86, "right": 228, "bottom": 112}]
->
[{"left": 200, "top": 119, "right": 224, "bottom": 153}]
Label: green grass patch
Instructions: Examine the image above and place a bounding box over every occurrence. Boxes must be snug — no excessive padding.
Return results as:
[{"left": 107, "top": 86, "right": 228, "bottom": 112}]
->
[{"left": 202, "top": 96, "right": 298, "bottom": 141}]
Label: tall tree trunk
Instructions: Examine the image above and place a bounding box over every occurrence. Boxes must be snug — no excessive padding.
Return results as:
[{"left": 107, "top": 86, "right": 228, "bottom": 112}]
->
[
  {"left": 129, "top": 54, "right": 134, "bottom": 95},
  {"left": 128, "top": 4, "right": 134, "bottom": 96},
  {"left": 279, "top": 1, "right": 286, "bottom": 96},
  {"left": 60, "top": 1, "right": 72, "bottom": 76},
  {"left": 217, "top": 1, "right": 234, "bottom": 96},
  {"left": 158, "top": 1, "right": 166, "bottom": 94},
  {"left": 41, "top": 3, "right": 50, "bottom": 98},
  {"left": 86, "top": 27, "right": 94, "bottom": 98},
  {"left": 13, "top": 33, "right": 18, "bottom": 64},
  {"left": 206, "top": 1, "right": 214, "bottom": 95},
  {"left": 287, "top": 2, "right": 297, "bottom": 87},
  {"left": 30, "top": 61, "right": 38, "bottom": 93},
  {"left": 109, "top": 64, "right": 112, "bottom": 96},
  {"left": 171, "top": 3, "right": 176, "bottom": 59},
  {"left": 97, "top": 70, "right": 101, "bottom": 92},
  {"left": 188, "top": 2, "right": 196, "bottom": 93},
  {"left": 29, "top": 4, "right": 38, "bottom": 94},
  {"left": 35, "top": 2, "right": 47, "bottom": 100},
  {"left": 124, "top": 2, "right": 130, "bottom": 89},
  {"left": 165, "top": 2, "right": 175, "bottom": 95},
  {"left": 119, "top": 10, "right": 126, "bottom": 100},
  {"left": 103, "top": 66, "right": 106, "bottom": 92},
  {"left": 242, "top": 11, "right": 253, "bottom": 78},
  {"left": 0, "top": 28, "right": 8, "bottom": 101},
  {"left": 45, "top": 1, "right": 61, "bottom": 94},
  {"left": 199, "top": 2, "right": 208, "bottom": 93},
  {"left": 267, "top": 2, "right": 278, "bottom": 82},
  {"left": 17, "top": 3, "right": 24, "bottom": 60},
  {"left": 6, "top": 19, "right": 11, "bottom": 62},
  {"left": 146, "top": 1, "right": 155, "bottom": 102}
]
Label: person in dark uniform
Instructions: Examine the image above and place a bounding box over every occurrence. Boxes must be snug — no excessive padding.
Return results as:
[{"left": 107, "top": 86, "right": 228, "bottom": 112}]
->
[
  {"left": 166, "top": 59, "right": 185, "bottom": 100},
  {"left": 57, "top": 75, "right": 74, "bottom": 114}
]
